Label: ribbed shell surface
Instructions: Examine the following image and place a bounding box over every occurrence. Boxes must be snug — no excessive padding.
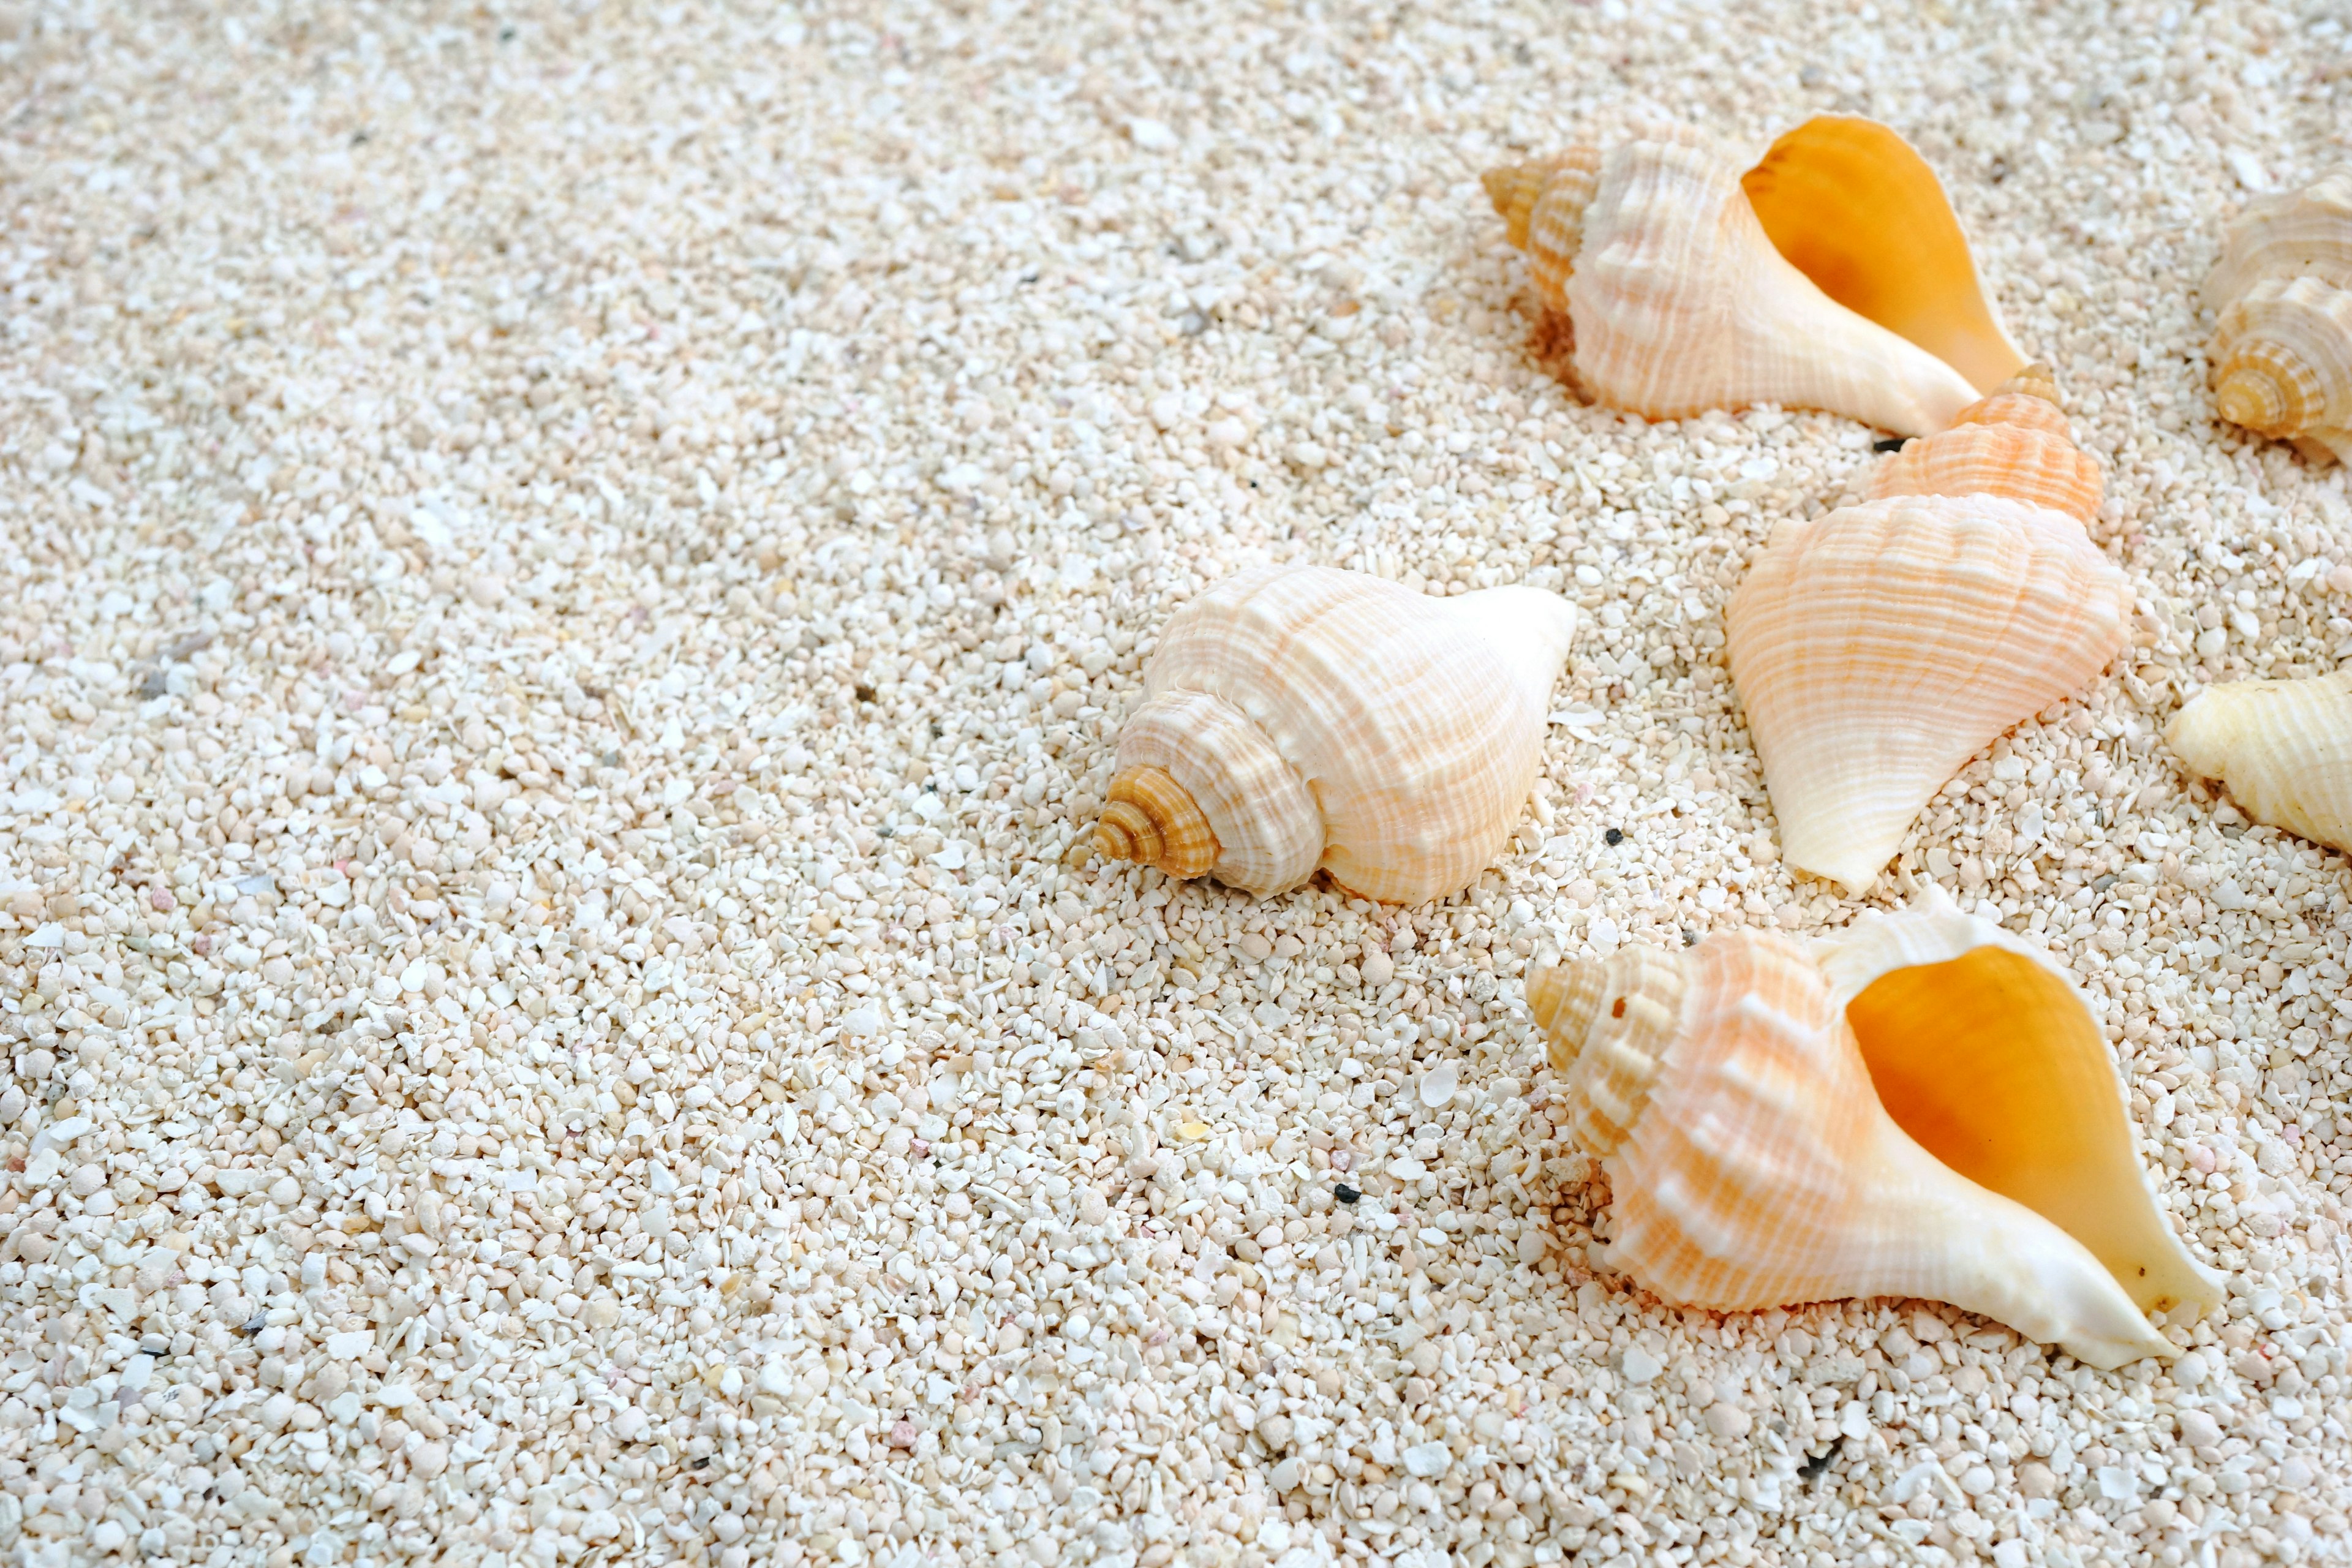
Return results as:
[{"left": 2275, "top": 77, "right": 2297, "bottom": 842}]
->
[
  {"left": 1126, "top": 565, "right": 1574, "bottom": 904},
  {"left": 1870, "top": 420, "right": 2103, "bottom": 523},
  {"left": 1604, "top": 932, "right": 1871, "bottom": 1309},
  {"left": 2167, "top": 669, "right": 2352, "bottom": 855},
  {"left": 2203, "top": 169, "right": 2352, "bottom": 462},
  {"left": 1481, "top": 151, "right": 1601, "bottom": 317},
  {"left": 2212, "top": 274, "right": 2352, "bottom": 435},
  {"left": 2199, "top": 165, "right": 2352, "bottom": 311},
  {"left": 1535, "top": 946, "right": 1687, "bottom": 1158},
  {"left": 1725, "top": 495, "right": 2131, "bottom": 895},
  {"left": 1562, "top": 134, "right": 1978, "bottom": 435},
  {"left": 1594, "top": 930, "right": 2177, "bottom": 1367}
]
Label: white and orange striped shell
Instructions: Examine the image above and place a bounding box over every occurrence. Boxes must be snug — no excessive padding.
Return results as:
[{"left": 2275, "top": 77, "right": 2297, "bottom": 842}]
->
[
  {"left": 1526, "top": 902, "right": 2221, "bottom": 1368},
  {"left": 1726, "top": 371, "right": 2129, "bottom": 895},
  {"left": 2168, "top": 668, "right": 2352, "bottom": 854},
  {"left": 1482, "top": 117, "right": 2026, "bottom": 435},
  {"left": 1089, "top": 565, "right": 1576, "bottom": 905},
  {"left": 2201, "top": 167, "right": 2352, "bottom": 464}
]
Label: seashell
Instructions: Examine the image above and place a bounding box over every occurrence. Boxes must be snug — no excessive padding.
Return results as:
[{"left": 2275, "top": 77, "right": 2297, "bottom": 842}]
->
[
  {"left": 1482, "top": 119, "right": 2017, "bottom": 435},
  {"left": 1088, "top": 565, "right": 1575, "bottom": 905},
  {"left": 1868, "top": 365, "right": 2104, "bottom": 524},
  {"left": 2201, "top": 167, "right": 2352, "bottom": 464},
  {"left": 1727, "top": 375, "right": 2128, "bottom": 894},
  {"left": 1525, "top": 901, "right": 2220, "bottom": 1368},
  {"left": 2167, "top": 669, "right": 2352, "bottom": 853},
  {"left": 1741, "top": 115, "right": 2030, "bottom": 396}
]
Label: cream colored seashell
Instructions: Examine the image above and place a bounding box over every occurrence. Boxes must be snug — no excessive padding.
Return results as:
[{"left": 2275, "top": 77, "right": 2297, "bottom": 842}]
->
[
  {"left": 1740, "top": 115, "right": 2029, "bottom": 395},
  {"left": 1727, "top": 476, "right": 2130, "bottom": 895},
  {"left": 1090, "top": 565, "right": 1576, "bottom": 904},
  {"left": 2167, "top": 669, "right": 2352, "bottom": 853},
  {"left": 1480, "top": 148, "right": 1602, "bottom": 316},
  {"left": 1483, "top": 121, "right": 2007, "bottom": 435},
  {"left": 1868, "top": 367, "right": 2105, "bottom": 524},
  {"left": 2202, "top": 167, "right": 2352, "bottom": 464},
  {"left": 1526, "top": 908, "right": 2219, "bottom": 1368}
]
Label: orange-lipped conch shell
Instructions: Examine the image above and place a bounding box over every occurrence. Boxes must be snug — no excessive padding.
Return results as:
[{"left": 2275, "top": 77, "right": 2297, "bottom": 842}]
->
[
  {"left": 1525, "top": 898, "right": 2222, "bottom": 1369},
  {"left": 2201, "top": 166, "right": 2352, "bottom": 464},
  {"left": 1725, "top": 369, "right": 2129, "bottom": 895},
  {"left": 1482, "top": 117, "right": 2027, "bottom": 436},
  {"left": 1088, "top": 565, "right": 1576, "bottom": 905},
  {"left": 2168, "top": 668, "right": 2352, "bottom": 854}
]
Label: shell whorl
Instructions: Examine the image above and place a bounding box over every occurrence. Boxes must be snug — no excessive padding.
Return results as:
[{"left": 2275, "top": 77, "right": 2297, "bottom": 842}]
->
[
  {"left": 1110, "top": 687, "right": 1324, "bottom": 896},
  {"left": 2215, "top": 342, "right": 2325, "bottom": 437},
  {"left": 1091, "top": 766, "right": 1219, "bottom": 879},
  {"left": 1868, "top": 361, "right": 2102, "bottom": 524},
  {"left": 1483, "top": 149, "right": 1603, "bottom": 315},
  {"left": 1526, "top": 946, "right": 1686, "bottom": 1158},
  {"left": 2207, "top": 244, "right": 2352, "bottom": 454}
]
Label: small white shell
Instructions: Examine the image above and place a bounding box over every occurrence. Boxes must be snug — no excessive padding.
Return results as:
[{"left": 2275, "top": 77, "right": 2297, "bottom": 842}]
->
[
  {"left": 2202, "top": 167, "right": 2352, "bottom": 464},
  {"left": 2168, "top": 669, "right": 2352, "bottom": 853},
  {"left": 1093, "top": 566, "right": 1576, "bottom": 905}
]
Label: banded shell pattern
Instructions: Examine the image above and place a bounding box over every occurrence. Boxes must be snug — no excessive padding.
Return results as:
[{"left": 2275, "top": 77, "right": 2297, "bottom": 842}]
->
[
  {"left": 2201, "top": 166, "right": 2352, "bottom": 464},
  {"left": 1526, "top": 900, "right": 2220, "bottom": 1368},
  {"left": 1727, "top": 373, "right": 2130, "bottom": 895},
  {"left": 2168, "top": 669, "right": 2352, "bottom": 855},
  {"left": 1090, "top": 565, "right": 1577, "bottom": 905},
  {"left": 1482, "top": 118, "right": 2021, "bottom": 435}
]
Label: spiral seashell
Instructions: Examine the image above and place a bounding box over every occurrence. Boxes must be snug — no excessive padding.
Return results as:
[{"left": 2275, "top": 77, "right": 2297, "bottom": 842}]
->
[
  {"left": 1727, "top": 376, "right": 2128, "bottom": 894},
  {"left": 2201, "top": 167, "right": 2352, "bottom": 464},
  {"left": 1480, "top": 148, "right": 1601, "bottom": 315},
  {"left": 1482, "top": 118, "right": 2021, "bottom": 435},
  {"left": 1088, "top": 565, "right": 1576, "bottom": 905},
  {"left": 2167, "top": 669, "right": 2352, "bottom": 854},
  {"left": 1868, "top": 366, "right": 2104, "bottom": 524},
  {"left": 1526, "top": 902, "right": 2220, "bottom": 1368}
]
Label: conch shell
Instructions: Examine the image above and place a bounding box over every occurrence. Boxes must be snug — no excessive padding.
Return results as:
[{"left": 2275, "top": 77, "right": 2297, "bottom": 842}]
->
[
  {"left": 2200, "top": 167, "right": 2352, "bottom": 464},
  {"left": 2168, "top": 669, "right": 2352, "bottom": 853},
  {"left": 1526, "top": 900, "right": 2221, "bottom": 1368},
  {"left": 1482, "top": 118, "right": 2024, "bottom": 435},
  {"left": 1089, "top": 565, "right": 1575, "bottom": 905},
  {"left": 1727, "top": 373, "right": 2130, "bottom": 894}
]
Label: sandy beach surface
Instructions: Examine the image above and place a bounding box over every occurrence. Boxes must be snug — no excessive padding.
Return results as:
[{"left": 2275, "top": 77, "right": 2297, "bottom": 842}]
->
[{"left": 2, "top": 1, "right": 2350, "bottom": 1565}]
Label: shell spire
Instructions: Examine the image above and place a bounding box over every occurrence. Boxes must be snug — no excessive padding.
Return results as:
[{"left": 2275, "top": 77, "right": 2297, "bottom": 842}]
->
[
  {"left": 1088, "top": 566, "right": 1575, "bottom": 904},
  {"left": 1483, "top": 119, "right": 2019, "bottom": 436},
  {"left": 1868, "top": 363, "right": 2104, "bottom": 523},
  {"left": 1480, "top": 148, "right": 1602, "bottom": 311},
  {"left": 1091, "top": 766, "right": 1219, "bottom": 878},
  {"left": 1729, "top": 364, "right": 2127, "bottom": 895},
  {"left": 2168, "top": 669, "right": 2352, "bottom": 854},
  {"left": 1528, "top": 915, "right": 2218, "bottom": 1368},
  {"left": 2202, "top": 167, "right": 2352, "bottom": 465}
]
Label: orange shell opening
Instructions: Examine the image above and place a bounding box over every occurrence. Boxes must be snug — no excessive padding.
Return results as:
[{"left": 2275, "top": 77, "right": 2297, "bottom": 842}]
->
[
  {"left": 1844, "top": 947, "right": 2199, "bottom": 1316},
  {"left": 1742, "top": 116, "right": 2028, "bottom": 396}
]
